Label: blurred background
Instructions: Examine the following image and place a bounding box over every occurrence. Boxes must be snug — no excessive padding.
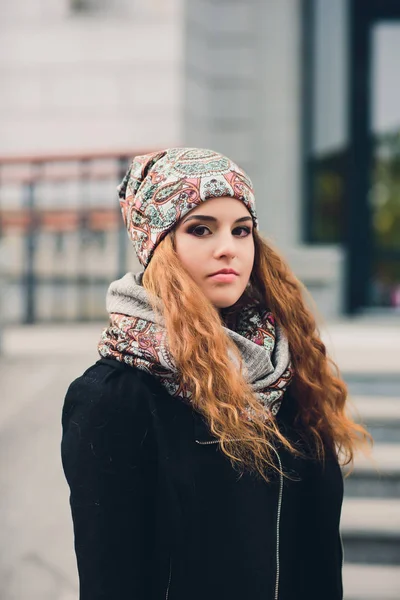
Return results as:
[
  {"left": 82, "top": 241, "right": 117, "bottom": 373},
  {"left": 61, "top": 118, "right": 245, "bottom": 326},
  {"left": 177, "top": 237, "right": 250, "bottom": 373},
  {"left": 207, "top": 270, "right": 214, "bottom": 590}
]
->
[{"left": 0, "top": 0, "right": 399, "bottom": 599}]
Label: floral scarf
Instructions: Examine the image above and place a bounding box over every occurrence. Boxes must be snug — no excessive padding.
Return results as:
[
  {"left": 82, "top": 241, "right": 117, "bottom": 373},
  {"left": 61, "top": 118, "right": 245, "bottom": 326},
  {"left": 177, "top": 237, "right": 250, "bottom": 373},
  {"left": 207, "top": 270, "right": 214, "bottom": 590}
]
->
[{"left": 98, "top": 272, "right": 293, "bottom": 420}]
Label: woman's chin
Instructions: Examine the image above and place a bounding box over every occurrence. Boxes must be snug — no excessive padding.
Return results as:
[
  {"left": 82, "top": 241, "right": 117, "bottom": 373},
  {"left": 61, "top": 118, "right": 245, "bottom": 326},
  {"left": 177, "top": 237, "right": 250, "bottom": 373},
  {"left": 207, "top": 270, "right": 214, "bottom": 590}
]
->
[{"left": 207, "top": 291, "right": 243, "bottom": 310}]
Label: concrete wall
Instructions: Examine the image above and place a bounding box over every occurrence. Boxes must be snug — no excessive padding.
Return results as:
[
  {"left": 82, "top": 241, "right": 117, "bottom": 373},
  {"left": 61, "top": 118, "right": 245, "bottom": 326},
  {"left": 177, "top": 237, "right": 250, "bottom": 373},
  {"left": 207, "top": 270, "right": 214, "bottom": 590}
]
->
[
  {"left": 183, "top": 0, "right": 301, "bottom": 248},
  {"left": 183, "top": 0, "right": 344, "bottom": 319},
  {"left": 0, "top": 0, "right": 183, "bottom": 155}
]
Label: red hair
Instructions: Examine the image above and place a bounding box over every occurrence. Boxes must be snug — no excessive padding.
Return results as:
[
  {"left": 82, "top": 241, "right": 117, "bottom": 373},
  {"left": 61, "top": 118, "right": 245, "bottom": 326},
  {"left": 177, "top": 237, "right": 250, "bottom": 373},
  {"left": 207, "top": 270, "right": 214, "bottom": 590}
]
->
[{"left": 142, "top": 229, "right": 372, "bottom": 481}]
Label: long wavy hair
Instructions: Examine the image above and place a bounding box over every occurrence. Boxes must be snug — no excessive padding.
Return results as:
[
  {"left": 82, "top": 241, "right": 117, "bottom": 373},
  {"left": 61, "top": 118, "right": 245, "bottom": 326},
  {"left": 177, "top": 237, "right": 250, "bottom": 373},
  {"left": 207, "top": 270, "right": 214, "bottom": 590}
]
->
[{"left": 142, "top": 228, "right": 372, "bottom": 482}]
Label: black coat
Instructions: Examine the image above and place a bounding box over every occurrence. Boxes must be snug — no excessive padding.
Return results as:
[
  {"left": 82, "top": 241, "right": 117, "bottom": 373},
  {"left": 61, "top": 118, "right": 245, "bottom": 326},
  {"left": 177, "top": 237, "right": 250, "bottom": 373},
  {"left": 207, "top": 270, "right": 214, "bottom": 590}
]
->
[{"left": 61, "top": 357, "right": 344, "bottom": 600}]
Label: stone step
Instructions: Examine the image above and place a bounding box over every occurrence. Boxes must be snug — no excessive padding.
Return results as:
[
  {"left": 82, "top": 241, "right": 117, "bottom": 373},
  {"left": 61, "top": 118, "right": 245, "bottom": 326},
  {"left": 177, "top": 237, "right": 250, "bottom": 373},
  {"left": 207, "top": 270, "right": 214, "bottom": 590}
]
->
[
  {"left": 344, "top": 443, "right": 400, "bottom": 497},
  {"left": 341, "top": 498, "right": 400, "bottom": 564},
  {"left": 344, "top": 394, "right": 400, "bottom": 496},
  {"left": 345, "top": 375, "right": 400, "bottom": 398},
  {"left": 352, "top": 395, "right": 400, "bottom": 417},
  {"left": 349, "top": 395, "right": 400, "bottom": 426},
  {"left": 343, "top": 563, "right": 400, "bottom": 599},
  {"left": 352, "top": 443, "right": 400, "bottom": 473},
  {"left": 367, "top": 424, "right": 400, "bottom": 444}
]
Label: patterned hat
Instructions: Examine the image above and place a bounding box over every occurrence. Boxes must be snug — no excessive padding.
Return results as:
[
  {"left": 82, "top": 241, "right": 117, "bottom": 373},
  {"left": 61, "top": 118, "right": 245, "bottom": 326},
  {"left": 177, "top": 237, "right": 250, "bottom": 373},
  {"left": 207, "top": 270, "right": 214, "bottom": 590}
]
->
[{"left": 118, "top": 147, "right": 258, "bottom": 268}]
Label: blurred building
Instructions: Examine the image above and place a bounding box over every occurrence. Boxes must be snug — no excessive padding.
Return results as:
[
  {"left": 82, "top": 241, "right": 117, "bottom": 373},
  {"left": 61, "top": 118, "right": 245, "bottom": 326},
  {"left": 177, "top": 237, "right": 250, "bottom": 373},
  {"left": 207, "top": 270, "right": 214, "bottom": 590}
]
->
[
  {"left": 0, "top": 0, "right": 183, "bottom": 322},
  {"left": 184, "top": 0, "right": 400, "bottom": 318},
  {"left": 0, "top": 0, "right": 399, "bottom": 322},
  {"left": 0, "top": 0, "right": 182, "bottom": 155}
]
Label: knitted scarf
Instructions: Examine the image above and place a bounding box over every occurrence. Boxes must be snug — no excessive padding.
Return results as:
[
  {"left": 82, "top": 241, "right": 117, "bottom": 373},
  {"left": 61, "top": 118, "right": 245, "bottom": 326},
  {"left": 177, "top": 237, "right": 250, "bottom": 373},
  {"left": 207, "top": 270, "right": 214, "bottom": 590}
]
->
[{"left": 98, "top": 272, "right": 293, "bottom": 420}]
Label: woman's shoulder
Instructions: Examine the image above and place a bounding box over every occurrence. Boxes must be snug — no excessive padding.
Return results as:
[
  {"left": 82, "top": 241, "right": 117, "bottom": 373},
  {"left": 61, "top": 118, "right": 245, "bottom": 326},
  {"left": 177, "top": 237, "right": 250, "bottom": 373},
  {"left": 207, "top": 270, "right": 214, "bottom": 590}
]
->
[
  {"left": 61, "top": 359, "right": 159, "bottom": 501},
  {"left": 62, "top": 358, "right": 157, "bottom": 427},
  {"left": 67, "top": 357, "right": 158, "bottom": 393}
]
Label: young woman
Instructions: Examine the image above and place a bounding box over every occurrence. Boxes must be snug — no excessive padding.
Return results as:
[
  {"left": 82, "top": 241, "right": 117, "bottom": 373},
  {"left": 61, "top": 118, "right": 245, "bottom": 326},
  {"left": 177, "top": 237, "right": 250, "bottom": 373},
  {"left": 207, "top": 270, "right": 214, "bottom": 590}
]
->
[{"left": 61, "top": 147, "right": 370, "bottom": 600}]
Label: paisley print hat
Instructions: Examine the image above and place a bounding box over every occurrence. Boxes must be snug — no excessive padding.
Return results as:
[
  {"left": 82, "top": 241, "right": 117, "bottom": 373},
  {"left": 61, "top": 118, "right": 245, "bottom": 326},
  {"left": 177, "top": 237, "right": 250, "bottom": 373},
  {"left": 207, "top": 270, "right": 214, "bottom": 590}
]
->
[{"left": 117, "top": 147, "right": 259, "bottom": 268}]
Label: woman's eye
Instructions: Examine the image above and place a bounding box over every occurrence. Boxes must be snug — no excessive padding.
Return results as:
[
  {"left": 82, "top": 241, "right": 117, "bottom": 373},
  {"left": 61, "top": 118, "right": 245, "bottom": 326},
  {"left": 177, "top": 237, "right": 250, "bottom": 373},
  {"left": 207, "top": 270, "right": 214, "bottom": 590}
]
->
[
  {"left": 188, "top": 225, "right": 252, "bottom": 237},
  {"left": 234, "top": 226, "right": 252, "bottom": 237},
  {"left": 189, "top": 225, "right": 211, "bottom": 236}
]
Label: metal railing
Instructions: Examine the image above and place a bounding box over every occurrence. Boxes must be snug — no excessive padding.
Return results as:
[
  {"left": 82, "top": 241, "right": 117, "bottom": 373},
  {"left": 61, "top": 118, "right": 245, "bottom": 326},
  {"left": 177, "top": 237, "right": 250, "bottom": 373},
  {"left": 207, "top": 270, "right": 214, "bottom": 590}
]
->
[{"left": 0, "top": 149, "right": 152, "bottom": 323}]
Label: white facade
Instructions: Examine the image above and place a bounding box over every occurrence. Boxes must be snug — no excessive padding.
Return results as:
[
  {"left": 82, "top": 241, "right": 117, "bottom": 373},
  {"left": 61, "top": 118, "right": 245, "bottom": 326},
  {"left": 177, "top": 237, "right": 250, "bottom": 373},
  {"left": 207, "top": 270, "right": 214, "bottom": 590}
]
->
[{"left": 0, "top": 0, "right": 183, "bottom": 155}]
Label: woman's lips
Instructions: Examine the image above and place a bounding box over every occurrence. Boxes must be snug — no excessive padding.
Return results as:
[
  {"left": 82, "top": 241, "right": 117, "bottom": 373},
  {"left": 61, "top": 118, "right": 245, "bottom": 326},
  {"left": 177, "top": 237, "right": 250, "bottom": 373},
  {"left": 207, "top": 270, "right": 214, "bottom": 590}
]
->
[{"left": 209, "top": 273, "right": 238, "bottom": 283}]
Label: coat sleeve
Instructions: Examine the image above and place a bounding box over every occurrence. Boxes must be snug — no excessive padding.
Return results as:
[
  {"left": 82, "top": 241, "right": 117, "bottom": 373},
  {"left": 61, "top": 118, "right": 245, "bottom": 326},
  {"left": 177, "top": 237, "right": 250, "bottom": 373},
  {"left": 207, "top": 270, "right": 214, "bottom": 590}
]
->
[{"left": 61, "top": 364, "right": 157, "bottom": 599}]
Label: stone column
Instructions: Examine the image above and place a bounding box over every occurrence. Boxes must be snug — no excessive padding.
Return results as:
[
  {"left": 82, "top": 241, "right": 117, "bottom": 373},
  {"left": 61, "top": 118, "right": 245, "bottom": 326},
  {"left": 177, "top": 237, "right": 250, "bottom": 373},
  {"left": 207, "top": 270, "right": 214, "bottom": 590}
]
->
[
  {"left": 182, "top": 0, "right": 301, "bottom": 250},
  {"left": 182, "top": 0, "right": 344, "bottom": 317}
]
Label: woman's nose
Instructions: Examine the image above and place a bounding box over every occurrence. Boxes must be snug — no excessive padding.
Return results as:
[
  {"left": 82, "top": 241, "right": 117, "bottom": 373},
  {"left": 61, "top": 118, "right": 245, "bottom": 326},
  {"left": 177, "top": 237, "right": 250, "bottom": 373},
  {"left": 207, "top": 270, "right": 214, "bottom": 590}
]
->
[{"left": 213, "top": 235, "right": 237, "bottom": 259}]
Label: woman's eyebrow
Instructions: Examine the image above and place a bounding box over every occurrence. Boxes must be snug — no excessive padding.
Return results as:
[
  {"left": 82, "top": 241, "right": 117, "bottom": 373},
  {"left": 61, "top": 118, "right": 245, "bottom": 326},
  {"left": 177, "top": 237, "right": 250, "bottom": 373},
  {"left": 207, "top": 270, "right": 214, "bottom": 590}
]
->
[{"left": 183, "top": 215, "right": 253, "bottom": 224}]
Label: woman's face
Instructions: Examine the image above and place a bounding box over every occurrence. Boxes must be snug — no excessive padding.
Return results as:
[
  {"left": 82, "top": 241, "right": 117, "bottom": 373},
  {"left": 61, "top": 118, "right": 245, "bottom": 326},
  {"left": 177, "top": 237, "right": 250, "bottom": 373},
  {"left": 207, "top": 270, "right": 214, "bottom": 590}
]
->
[{"left": 173, "top": 196, "right": 255, "bottom": 309}]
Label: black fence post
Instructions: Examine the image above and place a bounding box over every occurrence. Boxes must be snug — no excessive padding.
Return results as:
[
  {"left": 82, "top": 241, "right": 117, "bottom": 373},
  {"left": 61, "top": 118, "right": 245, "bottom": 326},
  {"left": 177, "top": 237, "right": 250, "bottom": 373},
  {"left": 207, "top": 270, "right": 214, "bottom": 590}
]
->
[
  {"left": 346, "top": 0, "right": 374, "bottom": 314},
  {"left": 24, "top": 179, "right": 37, "bottom": 324},
  {"left": 117, "top": 156, "right": 130, "bottom": 278},
  {"left": 300, "top": 0, "right": 316, "bottom": 244},
  {"left": 77, "top": 159, "right": 90, "bottom": 322}
]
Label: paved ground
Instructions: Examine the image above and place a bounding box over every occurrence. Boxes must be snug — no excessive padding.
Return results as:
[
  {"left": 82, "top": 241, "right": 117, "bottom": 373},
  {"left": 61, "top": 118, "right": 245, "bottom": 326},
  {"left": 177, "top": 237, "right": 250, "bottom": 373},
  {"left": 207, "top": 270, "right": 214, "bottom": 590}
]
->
[
  {"left": 0, "top": 319, "right": 398, "bottom": 599},
  {"left": 0, "top": 353, "right": 87, "bottom": 599}
]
